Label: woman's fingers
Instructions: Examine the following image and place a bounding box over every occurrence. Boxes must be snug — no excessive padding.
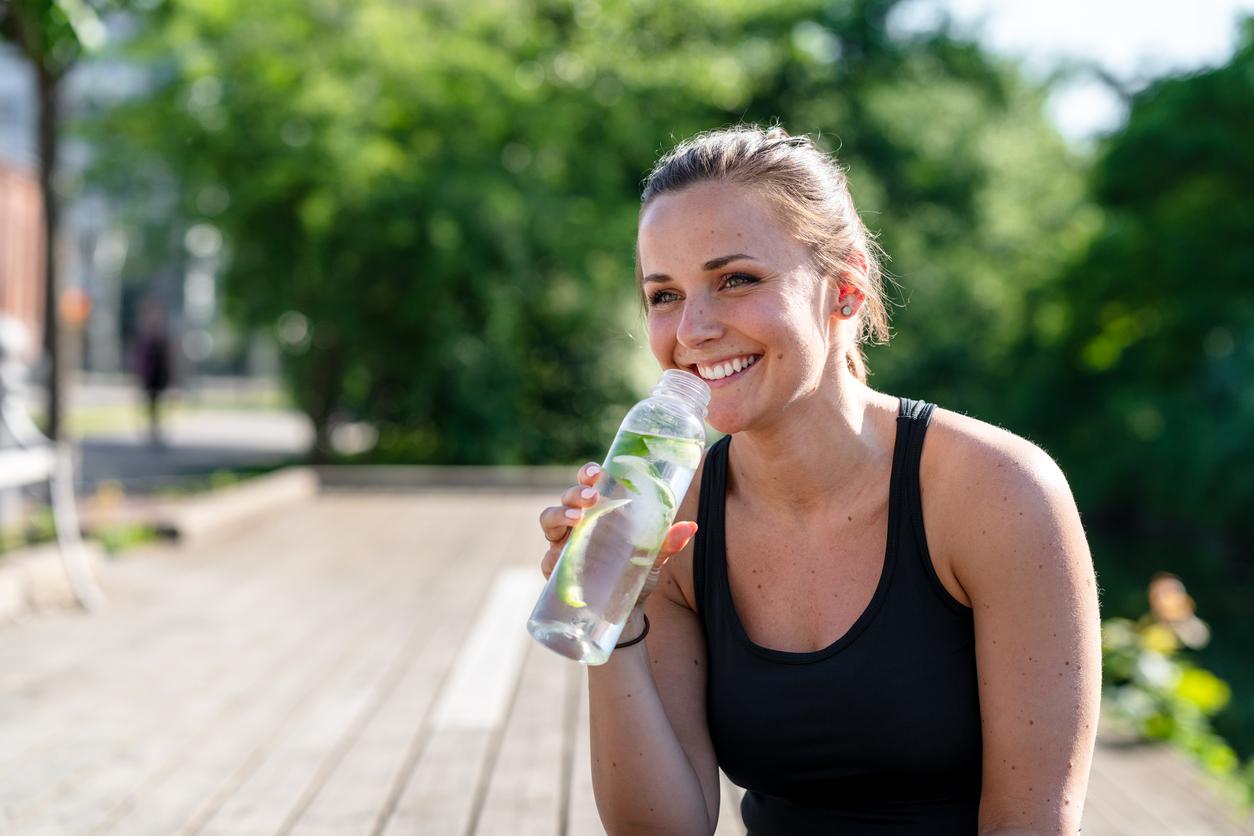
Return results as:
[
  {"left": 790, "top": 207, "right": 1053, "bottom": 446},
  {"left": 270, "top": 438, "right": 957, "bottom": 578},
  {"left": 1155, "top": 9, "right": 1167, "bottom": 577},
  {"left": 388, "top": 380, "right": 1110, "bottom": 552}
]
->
[
  {"left": 577, "top": 462, "right": 602, "bottom": 487},
  {"left": 540, "top": 546, "right": 560, "bottom": 580},
  {"left": 537, "top": 463, "right": 604, "bottom": 580},
  {"left": 633, "top": 521, "right": 698, "bottom": 607},
  {"left": 538, "top": 505, "right": 574, "bottom": 546},
  {"left": 657, "top": 521, "right": 699, "bottom": 564},
  {"left": 538, "top": 477, "right": 603, "bottom": 544}
]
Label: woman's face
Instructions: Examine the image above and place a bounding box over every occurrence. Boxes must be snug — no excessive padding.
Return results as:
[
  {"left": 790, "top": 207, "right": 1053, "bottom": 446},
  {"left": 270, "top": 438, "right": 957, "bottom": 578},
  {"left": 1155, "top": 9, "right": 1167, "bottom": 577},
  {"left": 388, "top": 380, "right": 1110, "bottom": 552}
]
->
[{"left": 638, "top": 180, "right": 844, "bottom": 434}]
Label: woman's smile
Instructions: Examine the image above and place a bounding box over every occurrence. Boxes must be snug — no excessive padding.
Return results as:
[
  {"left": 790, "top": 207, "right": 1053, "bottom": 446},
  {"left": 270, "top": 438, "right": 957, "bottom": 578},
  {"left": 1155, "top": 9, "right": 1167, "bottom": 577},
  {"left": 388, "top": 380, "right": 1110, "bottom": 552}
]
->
[{"left": 688, "top": 353, "right": 764, "bottom": 388}]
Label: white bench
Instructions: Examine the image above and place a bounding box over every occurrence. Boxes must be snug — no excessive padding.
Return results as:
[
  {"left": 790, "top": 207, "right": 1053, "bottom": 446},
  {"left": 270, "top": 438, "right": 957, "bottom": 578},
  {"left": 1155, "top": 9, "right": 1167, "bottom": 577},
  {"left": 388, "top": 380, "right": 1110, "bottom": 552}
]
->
[{"left": 0, "top": 315, "right": 104, "bottom": 610}]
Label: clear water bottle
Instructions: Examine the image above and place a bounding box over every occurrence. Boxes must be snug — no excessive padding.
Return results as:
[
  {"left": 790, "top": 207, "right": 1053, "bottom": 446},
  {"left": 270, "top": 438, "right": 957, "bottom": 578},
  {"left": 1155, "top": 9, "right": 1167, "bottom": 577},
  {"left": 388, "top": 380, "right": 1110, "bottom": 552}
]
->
[{"left": 528, "top": 369, "right": 710, "bottom": 665}]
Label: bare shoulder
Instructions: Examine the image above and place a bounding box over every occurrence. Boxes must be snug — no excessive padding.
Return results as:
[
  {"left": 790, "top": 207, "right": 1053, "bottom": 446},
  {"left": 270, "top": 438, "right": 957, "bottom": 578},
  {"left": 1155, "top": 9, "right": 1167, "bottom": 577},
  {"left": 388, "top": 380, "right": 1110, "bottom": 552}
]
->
[
  {"left": 921, "top": 407, "right": 1101, "bottom": 830},
  {"left": 923, "top": 406, "right": 1068, "bottom": 492},
  {"left": 920, "top": 407, "right": 1083, "bottom": 601}
]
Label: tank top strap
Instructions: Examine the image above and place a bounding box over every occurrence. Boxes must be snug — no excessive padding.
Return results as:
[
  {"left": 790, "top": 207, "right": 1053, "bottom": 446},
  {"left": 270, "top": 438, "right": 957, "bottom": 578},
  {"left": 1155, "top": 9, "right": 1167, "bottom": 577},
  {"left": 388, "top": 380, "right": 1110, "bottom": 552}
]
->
[
  {"left": 895, "top": 397, "right": 971, "bottom": 617},
  {"left": 897, "top": 398, "right": 937, "bottom": 566},
  {"left": 692, "top": 434, "right": 731, "bottom": 621},
  {"left": 895, "top": 396, "right": 936, "bottom": 533}
]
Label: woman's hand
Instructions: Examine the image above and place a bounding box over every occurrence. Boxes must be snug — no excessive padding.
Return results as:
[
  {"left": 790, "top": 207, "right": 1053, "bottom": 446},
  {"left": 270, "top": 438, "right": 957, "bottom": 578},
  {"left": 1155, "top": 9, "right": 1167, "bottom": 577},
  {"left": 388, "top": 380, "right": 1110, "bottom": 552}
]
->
[{"left": 539, "top": 462, "right": 698, "bottom": 611}]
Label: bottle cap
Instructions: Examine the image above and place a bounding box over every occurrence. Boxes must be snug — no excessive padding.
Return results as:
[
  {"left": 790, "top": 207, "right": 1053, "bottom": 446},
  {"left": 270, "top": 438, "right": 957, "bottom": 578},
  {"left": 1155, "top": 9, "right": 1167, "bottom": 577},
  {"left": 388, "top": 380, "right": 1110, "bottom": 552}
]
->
[{"left": 653, "top": 368, "right": 711, "bottom": 416}]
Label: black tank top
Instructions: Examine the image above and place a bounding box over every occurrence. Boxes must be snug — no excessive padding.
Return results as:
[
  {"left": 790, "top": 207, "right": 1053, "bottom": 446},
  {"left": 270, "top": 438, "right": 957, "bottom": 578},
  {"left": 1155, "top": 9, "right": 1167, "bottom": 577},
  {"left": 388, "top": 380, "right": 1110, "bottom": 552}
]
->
[{"left": 693, "top": 398, "right": 982, "bottom": 835}]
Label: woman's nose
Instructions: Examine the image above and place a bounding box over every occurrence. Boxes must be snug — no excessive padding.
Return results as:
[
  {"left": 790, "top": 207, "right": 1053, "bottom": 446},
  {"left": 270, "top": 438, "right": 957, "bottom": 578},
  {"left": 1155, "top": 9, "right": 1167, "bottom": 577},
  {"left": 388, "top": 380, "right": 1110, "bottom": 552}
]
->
[{"left": 677, "top": 301, "right": 723, "bottom": 346}]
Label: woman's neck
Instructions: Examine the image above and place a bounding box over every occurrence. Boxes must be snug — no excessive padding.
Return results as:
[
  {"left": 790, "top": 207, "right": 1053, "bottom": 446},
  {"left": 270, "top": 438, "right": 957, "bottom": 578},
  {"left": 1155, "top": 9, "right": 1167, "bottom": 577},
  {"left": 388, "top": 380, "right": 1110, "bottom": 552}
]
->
[{"left": 726, "top": 377, "right": 899, "bottom": 518}]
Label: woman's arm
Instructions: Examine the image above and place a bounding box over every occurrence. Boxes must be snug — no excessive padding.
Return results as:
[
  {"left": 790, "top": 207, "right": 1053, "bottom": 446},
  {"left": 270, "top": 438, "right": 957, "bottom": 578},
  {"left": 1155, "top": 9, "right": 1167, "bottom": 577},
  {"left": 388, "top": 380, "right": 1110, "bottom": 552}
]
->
[
  {"left": 576, "top": 459, "right": 721, "bottom": 836},
  {"left": 588, "top": 576, "right": 721, "bottom": 835},
  {"left": 929, "top": 421, "right": 1102, "bottom": 835}
]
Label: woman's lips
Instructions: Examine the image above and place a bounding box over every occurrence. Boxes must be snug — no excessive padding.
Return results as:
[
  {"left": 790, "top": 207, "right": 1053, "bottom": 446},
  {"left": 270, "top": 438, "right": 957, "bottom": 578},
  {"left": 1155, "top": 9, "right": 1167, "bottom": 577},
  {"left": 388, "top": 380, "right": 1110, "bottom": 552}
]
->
[{"left": 696, "top": 355, "right": 762, "bottom": 389}]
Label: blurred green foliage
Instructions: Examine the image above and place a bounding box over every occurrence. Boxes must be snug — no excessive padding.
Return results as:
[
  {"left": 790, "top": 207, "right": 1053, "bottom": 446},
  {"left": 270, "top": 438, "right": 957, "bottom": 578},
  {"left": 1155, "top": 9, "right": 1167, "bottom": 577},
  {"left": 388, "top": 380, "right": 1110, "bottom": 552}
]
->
[
  {"left": 0, "top": 505, "right": 157, "bottom": 558},
  {"left": 0, "top": 506, "right": 57, "bottom": 555},
  {"left": 86, "top": 0, "right": 1084, "bottom": 465},
  {"left": 1103, "top": 614, "right": 1254, "bottom": 807},
  {"left": 1013, "top": 20, "right": 1254, "bottom": 590},
  {"left": 1007, "top": 20, "right": 1254, "bottom": 761}
]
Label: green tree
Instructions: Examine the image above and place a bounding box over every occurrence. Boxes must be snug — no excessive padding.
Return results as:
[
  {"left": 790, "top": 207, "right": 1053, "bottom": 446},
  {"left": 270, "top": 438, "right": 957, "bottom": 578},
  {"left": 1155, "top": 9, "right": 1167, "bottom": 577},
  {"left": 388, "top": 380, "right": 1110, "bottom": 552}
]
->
[
  {"left": 0, "top": 0, "right": 119, "bottom": 440},
  {"left": 88, "top": 0, "right": 1084, "bottom": 469},
  {"left": 87, "top": 0, "right": 822, "bottom": 461},
  {"left": 1016, "top": 19, "right": 1254, "bottom": 756},
  {"left": 1020, "top": 19, "right": 1254, "bottom": 592}
]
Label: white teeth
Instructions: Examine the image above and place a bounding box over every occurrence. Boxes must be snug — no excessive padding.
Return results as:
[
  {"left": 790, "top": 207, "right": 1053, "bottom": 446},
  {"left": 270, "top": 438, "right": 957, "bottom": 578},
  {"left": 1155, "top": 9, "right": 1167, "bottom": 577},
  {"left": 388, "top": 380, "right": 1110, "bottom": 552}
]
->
[{"left": 695, "top": 354, "right": 759, "bottom": 381}]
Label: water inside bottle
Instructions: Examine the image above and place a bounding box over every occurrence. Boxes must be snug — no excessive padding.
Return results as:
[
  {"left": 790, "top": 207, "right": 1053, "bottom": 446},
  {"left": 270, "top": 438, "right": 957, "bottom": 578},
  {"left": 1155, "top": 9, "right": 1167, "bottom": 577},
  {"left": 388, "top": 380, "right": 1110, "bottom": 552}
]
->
[{"left": 529, "top": 429, "right": 702, "bottom": 664}]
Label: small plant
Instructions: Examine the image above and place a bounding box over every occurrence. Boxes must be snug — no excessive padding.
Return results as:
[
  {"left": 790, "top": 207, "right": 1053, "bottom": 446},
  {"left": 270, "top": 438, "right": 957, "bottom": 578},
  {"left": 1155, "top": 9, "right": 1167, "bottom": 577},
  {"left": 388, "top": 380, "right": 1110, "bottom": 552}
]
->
[
  {"left": 95, "top": 522, "right": 160, "bottom": 555},
  {"left": 0, "top": 506, "right": 56, "bottom": 556},
  {"left": 1102, "top": 573, "right": 1254, "bottom": 809}
]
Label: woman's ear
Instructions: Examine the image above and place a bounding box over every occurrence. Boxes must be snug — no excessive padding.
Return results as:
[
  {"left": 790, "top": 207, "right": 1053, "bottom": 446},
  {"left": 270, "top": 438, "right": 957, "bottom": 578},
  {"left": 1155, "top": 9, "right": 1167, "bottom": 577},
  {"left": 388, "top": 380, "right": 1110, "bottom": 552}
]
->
[
  {"left": 833, "top": 279, "right": 865, "bottom": 318},
  {"left": 831, "top": 253, "right": 868, "bottom": 318}
]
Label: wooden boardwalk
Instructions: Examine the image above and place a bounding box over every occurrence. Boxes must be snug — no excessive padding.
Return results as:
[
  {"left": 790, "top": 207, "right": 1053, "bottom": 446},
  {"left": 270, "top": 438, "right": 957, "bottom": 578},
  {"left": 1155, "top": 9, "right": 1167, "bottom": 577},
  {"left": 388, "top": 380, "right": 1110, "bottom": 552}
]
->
[{"left": 0, "top": 491, "right": 1250, "bottom": 835}]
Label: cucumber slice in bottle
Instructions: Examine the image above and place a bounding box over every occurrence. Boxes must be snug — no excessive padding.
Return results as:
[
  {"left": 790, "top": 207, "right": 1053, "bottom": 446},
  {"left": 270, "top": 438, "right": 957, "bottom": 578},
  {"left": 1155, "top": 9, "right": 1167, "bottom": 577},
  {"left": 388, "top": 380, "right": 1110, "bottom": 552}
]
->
[
  {"left": 642, "top": 434, "right": 703, "bottom": 470},
  {"left": 607, "top": 431, "right": 652, "bottom": 460},
  {"left": 608, "top": 454, "right": 676, "bottom": 558},
  {"left": 555, "top": 497, "right": 631, "bottom": 608},
  {"left": 608, "top": 455, "right": 676, "bottom": 510}
]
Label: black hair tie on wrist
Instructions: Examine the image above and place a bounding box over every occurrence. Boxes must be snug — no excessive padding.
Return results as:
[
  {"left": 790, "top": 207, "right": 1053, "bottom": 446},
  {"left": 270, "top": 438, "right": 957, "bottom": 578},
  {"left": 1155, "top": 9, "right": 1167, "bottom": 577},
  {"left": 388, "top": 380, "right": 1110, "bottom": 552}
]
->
[{"left": 615, "top": 614, "right": 650, "bottom": 648}]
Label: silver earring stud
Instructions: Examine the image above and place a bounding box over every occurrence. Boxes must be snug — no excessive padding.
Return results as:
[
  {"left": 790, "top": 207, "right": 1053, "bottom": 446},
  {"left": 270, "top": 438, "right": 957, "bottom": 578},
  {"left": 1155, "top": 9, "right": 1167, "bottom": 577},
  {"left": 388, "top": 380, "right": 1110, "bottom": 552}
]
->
[{"left": 840, "top": 304, "right": 853, "bottom": 317}]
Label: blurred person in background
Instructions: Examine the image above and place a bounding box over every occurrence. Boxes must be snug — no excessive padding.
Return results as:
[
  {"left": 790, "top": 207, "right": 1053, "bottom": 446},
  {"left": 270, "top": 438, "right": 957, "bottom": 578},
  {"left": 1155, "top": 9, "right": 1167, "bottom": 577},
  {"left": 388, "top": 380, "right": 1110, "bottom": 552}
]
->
[
  {"left": 540, "top": 125, "right": 1102, "bottom": 835},
  {"left": 132, "top": 297, "right": 173, "bottom": 447}
]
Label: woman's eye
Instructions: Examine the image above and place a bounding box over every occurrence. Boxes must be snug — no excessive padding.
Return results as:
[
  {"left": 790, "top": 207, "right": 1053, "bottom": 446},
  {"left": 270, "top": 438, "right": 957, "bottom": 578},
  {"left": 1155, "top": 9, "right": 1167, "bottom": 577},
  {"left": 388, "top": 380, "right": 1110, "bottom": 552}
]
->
[{"left": 649, "top": 275, "right": 756, "bottom": 307}]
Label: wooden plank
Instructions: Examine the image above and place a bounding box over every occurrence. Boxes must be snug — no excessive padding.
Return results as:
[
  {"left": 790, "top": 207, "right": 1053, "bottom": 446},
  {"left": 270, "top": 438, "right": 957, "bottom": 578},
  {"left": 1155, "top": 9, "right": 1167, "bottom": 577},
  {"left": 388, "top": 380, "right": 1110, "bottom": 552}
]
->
[
  {"left": 1087, "top": 738, "right": 1254, "bottom": 836},
  {"left": 10, "top": 498, "right": 448, "bottom": 835},
  {"left": 126, "top": 497, "right": 493, "bottom": 836},
  {"left": 566, "top": 669, "right": 603, "bottom": 836},
  {"left": 282, "top": 494, "right": 537, "bottom": 836},
  {"left": 282, "top": 544, "right": 523, "bottom": 836},
  {"left": 474, "top": 641, "right": 570, "bottom": 836},
  {"left": 380, "top": 562, "right": 543, "bottom": 836},
  {"left": 0, "top": 501, "right": 333, "bottom": 750},
  {"left": 192, "top": 602, "right": 432, "bottom": 835},
  {"left": 383, "top": 728, "right": 493, "bottom": 836},
  {"left": 217, "top": 510, "right": 531, "bottom": 836},
  {"left": 0, "top": 502, "right": 368, "bottom": 832},
  {"left": 429, "top": 568, "right": 544, "bottom": 732},
  {"left": 0, "top": 498, "right": 322, "bottom": 678},
  {"left": 1080, "top": 751, "right": 1139, "bottom": 836}
]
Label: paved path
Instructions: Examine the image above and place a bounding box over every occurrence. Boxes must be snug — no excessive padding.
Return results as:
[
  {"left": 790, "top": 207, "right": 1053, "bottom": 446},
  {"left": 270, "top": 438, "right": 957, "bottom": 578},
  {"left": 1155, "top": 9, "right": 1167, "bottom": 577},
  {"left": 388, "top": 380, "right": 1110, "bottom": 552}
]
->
[
  {"left": 73, "top": 408, "right": 312, "bottom": 495},
  {"left": 37, "top": 374, "right": 313, "bottom": 496},
  {"left": 0, "top": 491, "right": 1249, "bottom": 835}
]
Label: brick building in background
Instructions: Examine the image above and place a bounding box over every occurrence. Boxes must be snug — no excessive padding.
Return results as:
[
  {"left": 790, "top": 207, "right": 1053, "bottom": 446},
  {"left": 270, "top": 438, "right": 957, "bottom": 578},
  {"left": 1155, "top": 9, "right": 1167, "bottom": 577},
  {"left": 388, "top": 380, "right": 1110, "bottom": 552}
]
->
[{"left": 0, "top": 160, "right": 43, "bottom": 364}]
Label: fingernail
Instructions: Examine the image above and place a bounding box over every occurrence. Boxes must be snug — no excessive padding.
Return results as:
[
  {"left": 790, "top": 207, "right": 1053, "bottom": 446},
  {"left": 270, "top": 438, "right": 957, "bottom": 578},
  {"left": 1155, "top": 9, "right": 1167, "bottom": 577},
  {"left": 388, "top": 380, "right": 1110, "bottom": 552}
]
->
[
  {"left": 587, "top": 464, "right": 600, "bottom": 477},
  {"left": 581, "top": 488, "right": 597, "bottom": 500},
  {"left": 565, "top": 508, "right": 581, "bottom": 520}
]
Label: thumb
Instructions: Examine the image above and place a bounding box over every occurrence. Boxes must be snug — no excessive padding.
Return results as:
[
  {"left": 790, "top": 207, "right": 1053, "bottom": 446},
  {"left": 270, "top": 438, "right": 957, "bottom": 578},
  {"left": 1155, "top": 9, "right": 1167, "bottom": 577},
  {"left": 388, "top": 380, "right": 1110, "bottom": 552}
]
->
[{"left": 659, "top": 521, "right": 698, "bottom": 561}]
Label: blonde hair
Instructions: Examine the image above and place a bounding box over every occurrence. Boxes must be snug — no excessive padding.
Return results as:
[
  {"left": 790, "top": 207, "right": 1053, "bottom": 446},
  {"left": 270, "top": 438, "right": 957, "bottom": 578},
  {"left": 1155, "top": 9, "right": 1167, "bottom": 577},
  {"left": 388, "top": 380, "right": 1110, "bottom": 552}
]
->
[{"left": 636, "top": 125, "right": 892, "bottom": 381}]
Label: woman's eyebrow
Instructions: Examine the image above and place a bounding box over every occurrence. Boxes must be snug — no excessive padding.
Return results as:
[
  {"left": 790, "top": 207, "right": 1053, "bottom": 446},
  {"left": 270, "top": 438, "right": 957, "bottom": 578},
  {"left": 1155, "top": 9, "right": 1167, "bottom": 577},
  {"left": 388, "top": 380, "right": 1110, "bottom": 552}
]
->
[
  {"left": 641, "top": 253, "right": 758, "bottom": 285},
  {"left": 703, "top": 253, "right": 756, "bottom": 270}
]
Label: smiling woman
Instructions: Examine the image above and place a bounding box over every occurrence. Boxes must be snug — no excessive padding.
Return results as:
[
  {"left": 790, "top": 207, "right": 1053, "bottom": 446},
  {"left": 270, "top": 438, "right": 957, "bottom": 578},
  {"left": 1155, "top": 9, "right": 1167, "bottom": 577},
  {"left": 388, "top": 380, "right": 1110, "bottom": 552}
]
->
[
  {"left": 635, "top": 128, "right": 891, "bottom": 386},
  {"left": 537, "top": 125, "right": 1101, "bottom": 836}
]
